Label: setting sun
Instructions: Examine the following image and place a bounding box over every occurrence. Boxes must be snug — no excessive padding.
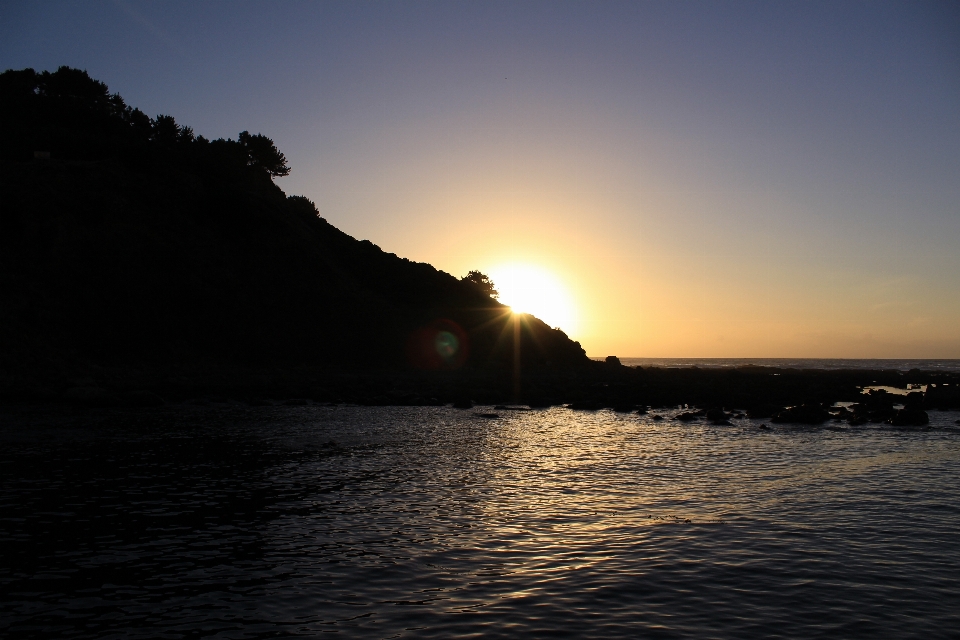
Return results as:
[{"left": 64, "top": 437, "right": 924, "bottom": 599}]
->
[{"left": 488, "top": 264, "right": 578, "bottom": 336}]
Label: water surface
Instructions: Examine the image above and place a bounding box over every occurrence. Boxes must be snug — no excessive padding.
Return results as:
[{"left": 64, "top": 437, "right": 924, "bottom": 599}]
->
[
  {"left": 2, "top": 405, "right": 959, "bottom": 638},
  {"left": 607, "top": 357, "right": 960, "bottom": 371}
]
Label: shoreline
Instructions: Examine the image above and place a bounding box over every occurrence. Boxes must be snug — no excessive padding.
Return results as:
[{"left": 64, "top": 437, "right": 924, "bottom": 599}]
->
[{"left": 3, "top": 361, "right": 958, "bottom": 424}]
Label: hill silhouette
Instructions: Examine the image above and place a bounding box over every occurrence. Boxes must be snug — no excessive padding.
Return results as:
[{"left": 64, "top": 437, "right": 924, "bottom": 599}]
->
[
  {"left": 0, "top": 66, "right": 589, "bottom": 397},
  {"left": 4, "top": 67, "right": 956, "bottom": 414}
]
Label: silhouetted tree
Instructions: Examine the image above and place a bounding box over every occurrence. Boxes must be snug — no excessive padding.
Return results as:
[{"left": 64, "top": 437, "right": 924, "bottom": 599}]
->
[
  {"left": 150, "top": 115, "right": 196, "bottom": 145},
  {"left": 238, "top": 130, "right": 290, "bottom": 177},
  {"left": 462, "top": 270, "right": 498, "bottom": 299},
  {"left": 150, "top": 115, "right": 180, "bottom": 145},
  {"left": 287, "top": 195, "right": 324, "bottom": 220},
  {"left": 42, "top": 66, "right": 111, "bottom": 103}
]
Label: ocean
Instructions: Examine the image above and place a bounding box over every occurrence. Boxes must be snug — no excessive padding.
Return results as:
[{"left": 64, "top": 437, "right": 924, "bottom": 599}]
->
[
  {"left": 2, "top": 402, "right": 959, "bottom": 638},
  {"left": 595, "top": 357, "right": 960, "bottom": 371}
]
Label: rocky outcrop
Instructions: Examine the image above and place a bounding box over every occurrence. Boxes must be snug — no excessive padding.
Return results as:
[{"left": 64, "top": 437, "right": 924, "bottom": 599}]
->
[
  {"left": 888, "top": 408, "right": 929, "bottom": 426},
  {"left": 770, "top": 404, "right": 830, "bottom": 424},
  {"left": 925, "top": 383, "right": 960, "bottom": 410}
]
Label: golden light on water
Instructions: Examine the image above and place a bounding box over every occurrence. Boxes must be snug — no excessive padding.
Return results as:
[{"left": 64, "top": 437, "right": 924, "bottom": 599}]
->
[{"left": 488, "top": 263, "right": 578, "bottom": 335}]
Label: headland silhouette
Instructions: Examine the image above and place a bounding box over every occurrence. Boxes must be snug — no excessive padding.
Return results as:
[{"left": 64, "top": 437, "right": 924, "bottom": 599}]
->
[{"left": 1, "top": 67, "right": 957, "bottom": 422}]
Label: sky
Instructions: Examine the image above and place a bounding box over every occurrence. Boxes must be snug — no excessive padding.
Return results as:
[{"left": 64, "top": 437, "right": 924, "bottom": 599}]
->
[{"left": 2, "top": 0, "right": 959, "bottom": 358}]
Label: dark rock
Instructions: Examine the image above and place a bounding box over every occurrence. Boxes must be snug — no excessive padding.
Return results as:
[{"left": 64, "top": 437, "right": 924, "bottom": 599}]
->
[
  {"left": 831, "top": 406, "right": 852, "bottom": 418},
  {"left": 613, "top": 404, "right": 635, "bottom": 413},
  {"left": 855, "top": 390, "right": 897, "bottom": 421},
  {"left": 652, "top": 415, "right": 664, "bottom": 421},
  {"left": 408, "top": 394, "right": 443, "bottom": 406},
  {"left": 676, "top": 411, "right": 702, "bottom": 422},
  {"left": 15, "top": 387, "right": 58, "bottom": 403},
  {"left": 771, "top": 404, "right": 830, "bottom": 424},
  {"left": 903, "top": 391, "right": 925, "bottom": 409},
  {"left": 283, "top": 398, "right": 310, "bottom": 406},
  {"left": 867, "top": 408, "right": 896, "bottom": 423},
  {"left": 605, "top": 356, "right": 623, "bottom": 366},
  {"left": 527, "top": 399, "right": 555, "bottom": 408},
  {"left": 703, "top": 407, "right": 734, "bottom": 425},
  {"left": 452, "top": 399, "right": 473, "bottom": 409},
  {"left": 705, "top": 408, "right": 731, "bottom": 423},
  {"left": 124, "top": 390, "right": 166, "bottom": 407},
  {"left": 925, "top": 383, "right": 960, "bottom": 410},
  {"left": 568, "top": 400, "right": 602, "bottom": 411},
  {"left": 758, "top": 423, "right": 769, "bottom": 430},
  {"left": 63, "top": 386, "right": 118, "bottom": 407},
  {"left": 888, "top": 408, "right": 929, "bottom": 426},
  {"left": 747, "top": 404, "right": 782, "bottom": 419}
]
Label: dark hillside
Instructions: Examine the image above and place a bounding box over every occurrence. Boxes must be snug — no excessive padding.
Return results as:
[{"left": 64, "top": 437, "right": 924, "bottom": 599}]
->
[
  {"left": 0, "top": 67, "right": 589, "bottom": 391},
  {"left": 5, "top": 67, "right": 946, "bottom": 416}
]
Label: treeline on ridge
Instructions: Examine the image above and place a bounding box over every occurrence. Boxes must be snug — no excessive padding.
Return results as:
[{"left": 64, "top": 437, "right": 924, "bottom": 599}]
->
[{"left": 0, "top": 66, "right": 589, "bottom": 392}]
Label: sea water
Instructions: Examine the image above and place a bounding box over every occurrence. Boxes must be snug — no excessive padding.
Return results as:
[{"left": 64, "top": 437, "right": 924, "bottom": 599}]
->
[
  {"left": 2, "top": 404, "right": 959, "bottom": 638},
  {"left": 601, "top": 357, "right": 960, "bottom": 371}
]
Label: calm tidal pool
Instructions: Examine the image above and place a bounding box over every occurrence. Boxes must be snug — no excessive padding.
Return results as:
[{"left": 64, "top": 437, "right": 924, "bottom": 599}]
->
[{"left": 2, "top": 405, "right": 959, "bottom": 638}]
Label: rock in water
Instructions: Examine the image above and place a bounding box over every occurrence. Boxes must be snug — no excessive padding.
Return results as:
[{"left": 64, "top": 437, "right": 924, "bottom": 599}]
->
[
  {"left": 706, "top": 408, "right": 733, "bottom": 424},
  {"left": 125, "top": 390, "right": 166, "bottom": 407},
  {"left": 888, "top": 408, "right": 929, "bottom": 426},
  {"left": 63, "top": 386, "right": 118, "bottom": 407},
  {"left": 747, "top": 404, "right": 783, "bottom": 419},
  {"left": 771, "top": 404, "right": 830, "bottom": 424}
]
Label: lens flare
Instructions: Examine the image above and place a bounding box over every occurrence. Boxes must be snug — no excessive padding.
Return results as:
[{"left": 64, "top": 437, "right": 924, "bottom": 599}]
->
[
  {"left": 434, "top": 330, "right": 459, "bottom": 359},
  {"left": 406, "top": 319, "right": 470, "bottom": 369}
]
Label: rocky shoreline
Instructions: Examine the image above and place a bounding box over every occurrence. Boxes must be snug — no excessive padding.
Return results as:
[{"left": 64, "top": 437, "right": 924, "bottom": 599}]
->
[{"left": 3, "top": 359, "right": 958, "bottom": 427}]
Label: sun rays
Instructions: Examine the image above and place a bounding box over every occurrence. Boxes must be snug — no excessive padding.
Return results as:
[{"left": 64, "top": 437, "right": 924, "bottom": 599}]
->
[{"left": 487, "top": 263, "right": 578, "bottom": 335}]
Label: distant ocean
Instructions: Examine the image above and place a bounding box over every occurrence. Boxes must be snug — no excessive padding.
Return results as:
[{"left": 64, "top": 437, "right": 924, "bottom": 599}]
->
[{"left": 592, "top": 357, "right": 960, "bottom": 371}]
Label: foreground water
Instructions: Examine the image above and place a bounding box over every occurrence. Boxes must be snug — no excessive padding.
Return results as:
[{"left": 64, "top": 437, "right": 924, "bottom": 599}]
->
[{"left": 2, "top": 405, "right": 959, "bottom": 638}]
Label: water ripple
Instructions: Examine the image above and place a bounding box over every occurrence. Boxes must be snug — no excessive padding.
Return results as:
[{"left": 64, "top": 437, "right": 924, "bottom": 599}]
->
[{"left": 1, "top": 405, "right": 959, "bottom": 638}]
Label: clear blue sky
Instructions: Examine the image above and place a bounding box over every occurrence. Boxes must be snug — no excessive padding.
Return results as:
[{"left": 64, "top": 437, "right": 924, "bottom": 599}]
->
[{"left": 3, "top": 0, "right": 958, "bottom": 356}]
